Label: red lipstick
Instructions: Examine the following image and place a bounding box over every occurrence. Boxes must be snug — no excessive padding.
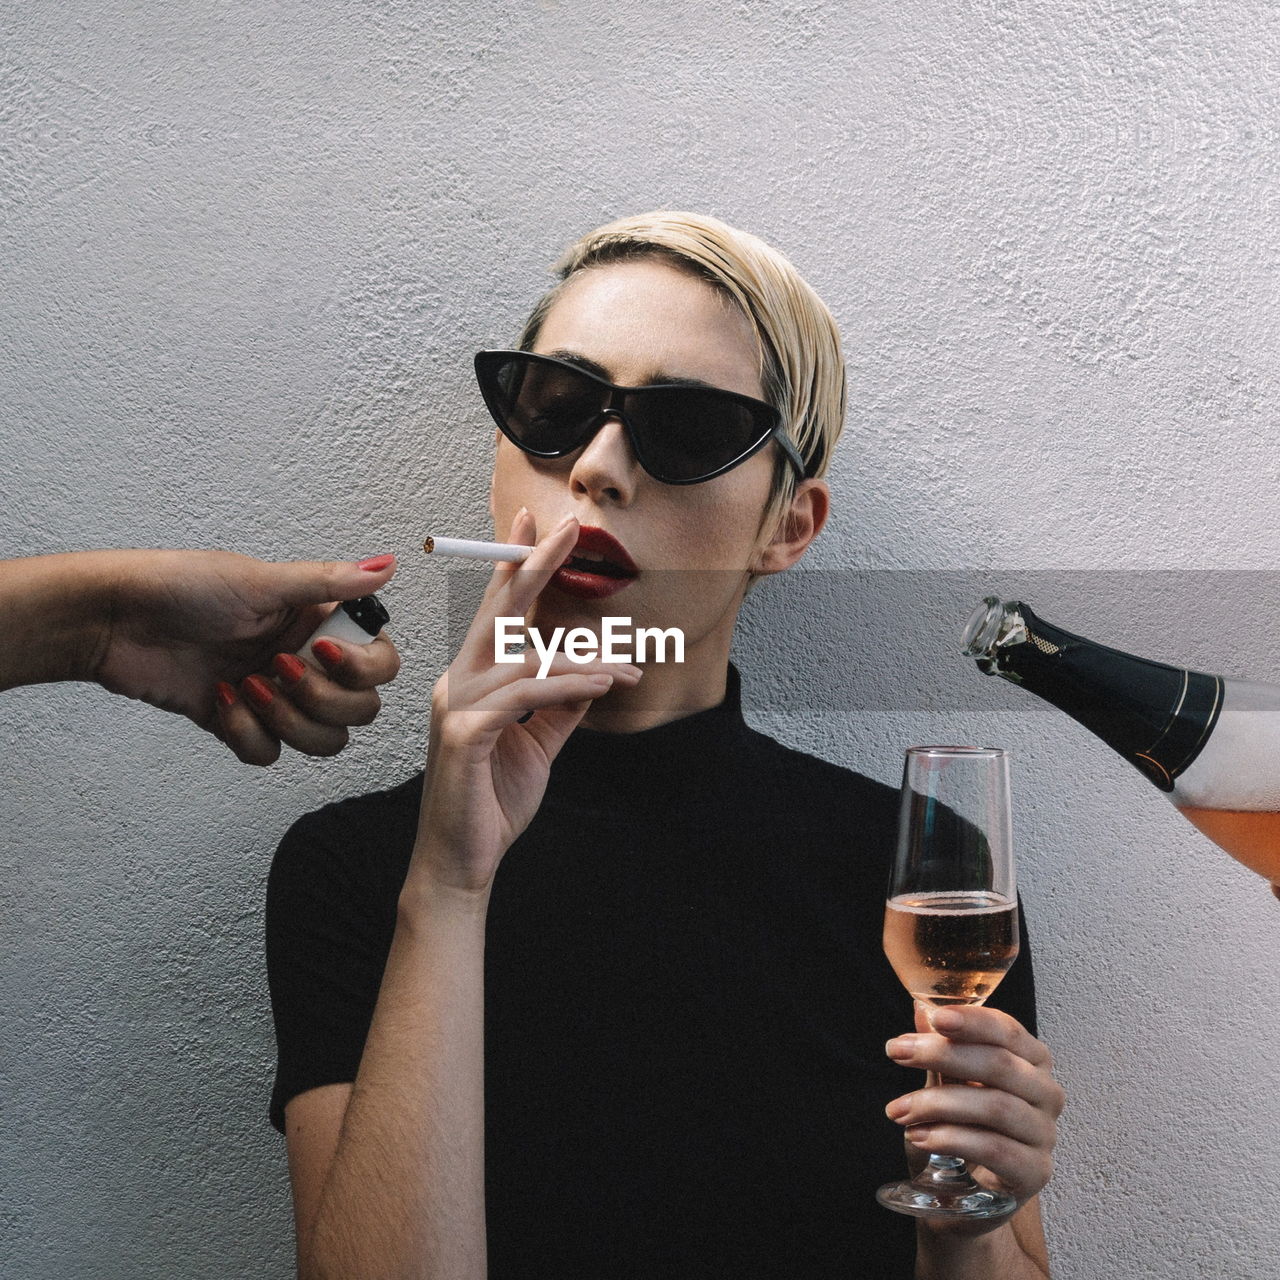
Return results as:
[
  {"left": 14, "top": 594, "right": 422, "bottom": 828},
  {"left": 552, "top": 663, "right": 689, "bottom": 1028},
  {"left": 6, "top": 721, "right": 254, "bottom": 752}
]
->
[{"left": 551, "top": 525, "right": 639, "bottom": 600}]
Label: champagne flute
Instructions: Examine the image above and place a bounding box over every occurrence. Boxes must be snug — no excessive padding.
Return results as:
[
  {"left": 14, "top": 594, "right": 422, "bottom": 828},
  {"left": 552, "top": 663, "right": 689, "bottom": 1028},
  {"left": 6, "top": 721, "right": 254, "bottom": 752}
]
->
[{"left": 876, "top": 745, "right": 1021, "bottom": 1220}]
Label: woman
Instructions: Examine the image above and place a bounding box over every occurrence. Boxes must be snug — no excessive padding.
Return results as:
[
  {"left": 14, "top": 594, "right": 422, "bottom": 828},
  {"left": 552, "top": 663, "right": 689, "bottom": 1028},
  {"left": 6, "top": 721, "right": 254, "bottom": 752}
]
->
[{"left": 266, "top": 213, "right": 1063, "bottom": 1278}]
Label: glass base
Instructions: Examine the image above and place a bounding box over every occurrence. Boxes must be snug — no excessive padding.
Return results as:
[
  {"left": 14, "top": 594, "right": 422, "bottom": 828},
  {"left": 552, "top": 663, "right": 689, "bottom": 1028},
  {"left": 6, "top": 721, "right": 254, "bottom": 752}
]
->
[{"left": 876, "top": 1157, "right": 1017, "bottom": 1221}]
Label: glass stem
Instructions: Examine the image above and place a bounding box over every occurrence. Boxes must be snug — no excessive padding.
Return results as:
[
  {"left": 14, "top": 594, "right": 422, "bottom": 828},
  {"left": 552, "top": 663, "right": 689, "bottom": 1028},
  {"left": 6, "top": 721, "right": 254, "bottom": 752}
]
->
[{"left": 920, "top": 1070, "right": 970, "bottom": 1180}]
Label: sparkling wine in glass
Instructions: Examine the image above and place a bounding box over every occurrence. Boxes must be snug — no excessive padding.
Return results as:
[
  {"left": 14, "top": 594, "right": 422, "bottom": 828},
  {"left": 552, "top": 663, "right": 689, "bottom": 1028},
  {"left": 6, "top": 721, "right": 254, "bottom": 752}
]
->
[{"left": 876, "top": 745, "right": 1021, "bottom": 1221}]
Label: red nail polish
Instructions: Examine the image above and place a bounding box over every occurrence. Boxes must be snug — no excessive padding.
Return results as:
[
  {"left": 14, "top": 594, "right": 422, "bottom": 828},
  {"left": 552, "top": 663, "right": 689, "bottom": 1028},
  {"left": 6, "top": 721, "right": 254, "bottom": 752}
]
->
[
  {"left": 243, "top": 675, "right": 274, "bottom": 709},
  {"left": 273, "top": 653, "right": 306, "bottom": 684},
  {"left": 216, "top": 682, "right": 237, "bottom": 709},
  {"left": 358, "top": 554, "right": 395, "bottom": 572},
  {"left": 312, "top": 638, "right": 343, "bottom": 667}
]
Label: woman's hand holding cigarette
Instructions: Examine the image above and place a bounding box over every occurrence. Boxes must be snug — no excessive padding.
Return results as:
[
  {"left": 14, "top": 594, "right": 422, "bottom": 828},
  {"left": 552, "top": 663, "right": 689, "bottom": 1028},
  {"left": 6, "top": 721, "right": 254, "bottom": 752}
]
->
[{"left": 410, "top": 508, "right": 643, "bottom": 897}]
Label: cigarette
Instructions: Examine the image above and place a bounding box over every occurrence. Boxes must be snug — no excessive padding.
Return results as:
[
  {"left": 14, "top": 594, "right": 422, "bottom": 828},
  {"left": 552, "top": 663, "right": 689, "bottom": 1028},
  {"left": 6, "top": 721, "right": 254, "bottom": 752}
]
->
[{"left": 422, "top": 536, "right": 535, "bottom": 563}]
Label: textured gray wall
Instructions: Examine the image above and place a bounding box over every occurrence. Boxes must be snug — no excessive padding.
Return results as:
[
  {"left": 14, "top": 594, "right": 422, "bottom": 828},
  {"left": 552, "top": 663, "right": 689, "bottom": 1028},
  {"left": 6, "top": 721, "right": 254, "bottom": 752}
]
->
[{"left": 4, "top": 2, "right": 1279, "bottom": 1277}]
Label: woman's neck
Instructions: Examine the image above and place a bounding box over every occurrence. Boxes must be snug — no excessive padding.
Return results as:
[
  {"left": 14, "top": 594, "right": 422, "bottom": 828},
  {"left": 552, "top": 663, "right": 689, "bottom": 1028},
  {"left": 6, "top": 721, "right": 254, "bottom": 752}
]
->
[{"left": 578, "top": 642, "right": 731, "bottom": 733}]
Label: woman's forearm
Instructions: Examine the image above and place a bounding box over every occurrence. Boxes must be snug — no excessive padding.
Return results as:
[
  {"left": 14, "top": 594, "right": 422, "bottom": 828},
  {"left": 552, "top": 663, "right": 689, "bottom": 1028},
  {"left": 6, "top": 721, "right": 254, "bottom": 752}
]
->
[
  {"left": 0, "top": 552, "right": 116, "bottom": 691},
  {"left": 914, "top": 1204, "right": 1050, "bottom": 1280},
  {"left": 300, "top": 858, "right": 491, "bottom": 1280},
  {"left": 292, "top": 510, "right": 640, "bottom": 1277}
]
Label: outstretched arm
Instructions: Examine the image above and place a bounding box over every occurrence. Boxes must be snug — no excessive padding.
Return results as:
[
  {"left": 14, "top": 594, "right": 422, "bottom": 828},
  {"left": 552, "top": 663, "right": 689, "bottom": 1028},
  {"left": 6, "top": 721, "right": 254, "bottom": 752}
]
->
[{"left": 0, "top": 548, "right": 399, "bottom": 763}]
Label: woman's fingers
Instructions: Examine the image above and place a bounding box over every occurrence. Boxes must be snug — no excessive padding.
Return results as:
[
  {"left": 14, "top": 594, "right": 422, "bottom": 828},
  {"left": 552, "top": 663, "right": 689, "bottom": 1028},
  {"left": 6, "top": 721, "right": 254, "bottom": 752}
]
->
[
  {"left": 894, "top": 1006, "right": 1063, "bottom": 1112},
  {"left": 214, "top": 682, "right": 283, "bottom": 766},
  {"left": 305, "top": 633, "right": 401, "bottom": 691},
  {"left": 458, "top": 664, "right": 643, "bottom": 737},
  {"left": 479, "top": 507, "right": 539, "bottom": 603},
  {"left": 885, "top": 1004, "right": 1065, "bottom": 1203},
  {"left": 471, "top": 671, "right": 617, "bottom": 735},
  {"left": 459, "top": 647, "right": 642, "bottom": 707},
  {"left": 898, "top": 1121, "right": 1053, "bottom": 1202},
  {"left": 294, "top": 634, "right": 399, "bottom": 726},
  {"left": 211, "top": 631, "right": 396, "bottom": 763},
  {"left": 272, "top": 654, "right": 382, "bottom": 727},
  {"left": 912, "top": 1001, "right": 1051, "bottom": 1066},
  {"left": 460, "top": 511, "right": 579, "bottom": 667},
  {"left": 887, "top": 1082, "right": 1055, "bottom": 1151},
  {"left": 500, "top": 511, "right": 579, "bottom": 616},
  {"left": 889, "top": 1038, "right": 1060, "bottom": 1114},
  {"left": 926, "top": 1004, "right": 1054, "bottom": 1070},
  {"left": 236, "top": 673, "right": 350, "bottom": 757}
]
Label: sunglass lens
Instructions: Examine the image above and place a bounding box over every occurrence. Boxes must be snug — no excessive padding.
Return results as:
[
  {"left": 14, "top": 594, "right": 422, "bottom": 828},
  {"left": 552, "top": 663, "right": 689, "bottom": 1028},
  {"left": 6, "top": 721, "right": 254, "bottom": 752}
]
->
[
  {"left": 630, "top": 388, "right": 768, "bottom": 482},
  {"left": 492, "top": 358, "right": 600, "bottom": 454}
]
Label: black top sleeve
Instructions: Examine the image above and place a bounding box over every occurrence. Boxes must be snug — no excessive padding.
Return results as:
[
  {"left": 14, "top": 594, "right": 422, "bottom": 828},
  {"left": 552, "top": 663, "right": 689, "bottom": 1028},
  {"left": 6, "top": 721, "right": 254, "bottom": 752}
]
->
[{"left": 265, "top": 783, "right": 416, "bottom": 1132}]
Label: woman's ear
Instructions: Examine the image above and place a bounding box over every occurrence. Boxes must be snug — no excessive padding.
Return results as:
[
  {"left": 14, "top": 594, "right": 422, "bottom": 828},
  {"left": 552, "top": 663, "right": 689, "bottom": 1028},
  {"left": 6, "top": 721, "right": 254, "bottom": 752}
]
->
[{"left": 752, "top": 479, "right": 830, "bottom": 577}]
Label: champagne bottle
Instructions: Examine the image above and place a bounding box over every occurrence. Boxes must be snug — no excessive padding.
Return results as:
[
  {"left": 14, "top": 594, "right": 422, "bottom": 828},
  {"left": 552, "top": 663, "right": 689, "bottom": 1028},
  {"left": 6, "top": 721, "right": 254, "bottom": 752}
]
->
[{"left": 963, "top": 597, "right": 1280, "bottom": 890}]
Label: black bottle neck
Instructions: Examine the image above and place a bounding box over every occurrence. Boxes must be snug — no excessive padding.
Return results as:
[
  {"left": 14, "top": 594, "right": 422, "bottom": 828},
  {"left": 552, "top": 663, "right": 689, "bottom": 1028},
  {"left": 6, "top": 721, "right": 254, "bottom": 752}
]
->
[{"left": 986, "top": 603, "right": 1222, "bottom": 792}]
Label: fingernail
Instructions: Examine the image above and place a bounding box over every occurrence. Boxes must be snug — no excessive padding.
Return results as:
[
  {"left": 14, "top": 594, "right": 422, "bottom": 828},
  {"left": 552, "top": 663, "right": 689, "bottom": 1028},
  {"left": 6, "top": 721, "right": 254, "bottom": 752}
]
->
[
  {"left": 906, "top": 1125, "right": 934, "bottom": 1146},
  {"left": 312, "top": 638, "right": 343, "bottom": 667},
  {"left": 243, "top": 675, "right": 274, "bottom": 709},
  {"left": 216, "top": 682, "right": 237, "bottom": 709},
  {"left": 273, "top": 653, "right": 306, "bottom": 684},
  {"left": 359, "top": 554, "right": 396, "bottom": 572},
  {"left": 588, "top": 674, "right": 614, "bottom": 687},
  {"left": 932, "top": 1009, "right": 962, "bottom": 1033},
  {"left": 886, "top": 1036, "right": 918, "bottom": 1060},
  {"left": 885, "top": 1098, "right": 911, "bottom": 1121},
  {"left": 554, "top": 512, "right": 577, "bottom": 532}
]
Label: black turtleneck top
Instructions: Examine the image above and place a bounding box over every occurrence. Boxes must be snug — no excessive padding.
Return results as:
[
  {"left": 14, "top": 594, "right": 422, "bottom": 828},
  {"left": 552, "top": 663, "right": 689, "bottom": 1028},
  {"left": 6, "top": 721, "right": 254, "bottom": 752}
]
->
[{"left": 266, "top": 665, "right": 1037, "bottom": 1279}]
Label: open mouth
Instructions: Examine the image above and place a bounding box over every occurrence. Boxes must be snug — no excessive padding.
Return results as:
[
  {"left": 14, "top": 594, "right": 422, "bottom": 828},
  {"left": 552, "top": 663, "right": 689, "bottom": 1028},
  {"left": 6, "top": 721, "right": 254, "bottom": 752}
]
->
[
  {"left": 551, "top": 525, "right": 639, "bottom": 599},
  {"left": 562, "top": 549, "right": 636, "bottom": 579},
  {"left": 559, "top": 526, "right": 639, "bottom": 579}
]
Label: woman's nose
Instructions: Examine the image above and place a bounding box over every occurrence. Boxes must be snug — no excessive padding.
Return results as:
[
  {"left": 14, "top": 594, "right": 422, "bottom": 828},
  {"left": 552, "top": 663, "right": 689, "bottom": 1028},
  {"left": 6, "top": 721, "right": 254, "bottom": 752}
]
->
[{"left": 568, "top": 416, "right": 640, "bottom": 504}]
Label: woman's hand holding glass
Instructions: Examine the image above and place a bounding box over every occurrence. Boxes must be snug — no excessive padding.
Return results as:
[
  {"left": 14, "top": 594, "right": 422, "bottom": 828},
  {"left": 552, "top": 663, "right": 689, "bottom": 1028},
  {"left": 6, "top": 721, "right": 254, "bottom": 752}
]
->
[
  {"left": 413, "top": 508, "right": 643, "bottom": 896},
  {"left": 886, "top": 1002, "right": 1063, "bottom": 1224},
  {"left": 877, "top": 744, "right": 1065, "bottom": 1231}
]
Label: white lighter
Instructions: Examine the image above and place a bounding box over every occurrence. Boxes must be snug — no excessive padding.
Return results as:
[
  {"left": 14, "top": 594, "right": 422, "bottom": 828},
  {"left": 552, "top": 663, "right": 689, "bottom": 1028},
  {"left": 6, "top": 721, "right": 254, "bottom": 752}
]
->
[{"left": 298, "top": 595, "right": 390, "bottom": 665}]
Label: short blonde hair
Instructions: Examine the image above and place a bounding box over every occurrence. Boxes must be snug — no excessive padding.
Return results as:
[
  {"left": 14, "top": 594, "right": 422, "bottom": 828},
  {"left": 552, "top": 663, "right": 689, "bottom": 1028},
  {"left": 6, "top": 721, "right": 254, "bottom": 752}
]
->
[{"left": 517, "top": 211, "right": 846, "bottom": 539}]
